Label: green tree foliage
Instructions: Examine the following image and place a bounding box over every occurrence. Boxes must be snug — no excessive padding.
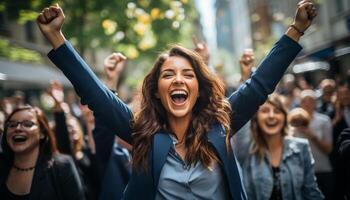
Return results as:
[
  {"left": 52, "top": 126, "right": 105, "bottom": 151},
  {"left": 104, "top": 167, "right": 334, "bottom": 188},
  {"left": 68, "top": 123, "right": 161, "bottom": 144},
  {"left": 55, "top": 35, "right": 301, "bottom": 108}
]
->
[
  {"left": 0, "top": 38, "right": 42, "bottom": 63},
  {"left": 1, "top": 0, "right": 197, "bottom": 59}
]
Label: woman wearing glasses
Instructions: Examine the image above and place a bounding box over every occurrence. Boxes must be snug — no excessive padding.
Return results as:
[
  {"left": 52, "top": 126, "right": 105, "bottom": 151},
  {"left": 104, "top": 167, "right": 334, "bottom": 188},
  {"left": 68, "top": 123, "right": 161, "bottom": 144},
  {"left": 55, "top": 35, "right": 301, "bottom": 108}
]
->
[{"left": 0, "top": 105, "right": 85, "bottom": 200}]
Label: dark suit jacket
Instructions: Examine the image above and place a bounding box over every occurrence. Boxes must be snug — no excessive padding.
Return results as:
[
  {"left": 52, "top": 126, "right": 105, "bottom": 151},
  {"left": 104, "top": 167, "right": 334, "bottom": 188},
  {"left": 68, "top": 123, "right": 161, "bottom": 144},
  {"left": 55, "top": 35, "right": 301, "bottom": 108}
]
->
[
  {"left": 336, "top": 128, "right": 350, "bottom": 199},
  {"left": 0, "top": 154, "right": 85, "bottom": 200},
  {"left": 93, "top": 114, "right": 131, "bottom": 200},
  {"left": 48, "top": 35, "right": 302, "bottom": 200}
]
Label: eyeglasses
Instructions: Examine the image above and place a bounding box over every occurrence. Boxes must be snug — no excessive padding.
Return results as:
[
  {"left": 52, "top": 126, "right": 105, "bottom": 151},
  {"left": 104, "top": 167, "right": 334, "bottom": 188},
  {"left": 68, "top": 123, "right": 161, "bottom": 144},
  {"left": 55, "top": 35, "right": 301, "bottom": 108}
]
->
[{"left": 7, "top": 120, "right": 37, "bottom": 129}]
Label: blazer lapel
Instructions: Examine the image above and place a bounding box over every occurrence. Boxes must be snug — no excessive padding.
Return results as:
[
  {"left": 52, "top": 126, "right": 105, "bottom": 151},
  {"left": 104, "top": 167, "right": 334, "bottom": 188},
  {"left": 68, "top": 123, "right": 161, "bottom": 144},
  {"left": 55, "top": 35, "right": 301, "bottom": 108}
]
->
[
  {"left": 208, "top": 123, "right": 246, "bottom": 200},
  {"left": 123, "top": 132, "right": 172, "bottom": 199},
  {"left": 29, "top": 159, "right": 49, "bottom": 200},
  {"left": 152, "top": 132, "right": 172, "bottom": 188}
]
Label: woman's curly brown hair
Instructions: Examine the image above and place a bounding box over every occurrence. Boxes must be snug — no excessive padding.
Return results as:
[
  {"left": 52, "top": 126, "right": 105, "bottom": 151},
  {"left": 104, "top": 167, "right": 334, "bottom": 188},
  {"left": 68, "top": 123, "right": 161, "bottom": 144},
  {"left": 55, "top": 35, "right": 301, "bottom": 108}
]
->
[{"left": 132, "top": 45, "right": 232, "bottom": 171}]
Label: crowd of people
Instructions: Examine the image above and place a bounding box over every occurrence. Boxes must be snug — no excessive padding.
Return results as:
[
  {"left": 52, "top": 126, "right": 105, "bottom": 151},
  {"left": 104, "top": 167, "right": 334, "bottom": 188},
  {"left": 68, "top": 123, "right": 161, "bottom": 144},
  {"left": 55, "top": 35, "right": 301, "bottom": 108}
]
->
[{"left": 0, "top": 0, "right": 349, "bottom": 199}]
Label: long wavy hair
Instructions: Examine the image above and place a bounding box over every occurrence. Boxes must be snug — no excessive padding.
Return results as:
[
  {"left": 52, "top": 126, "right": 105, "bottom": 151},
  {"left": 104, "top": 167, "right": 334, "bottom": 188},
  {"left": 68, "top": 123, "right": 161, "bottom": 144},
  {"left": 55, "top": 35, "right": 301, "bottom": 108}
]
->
[
  {"left": 250, "top": 94, "right": 288, "bottom": 160},
  {"left": 132, "top": 45, "right": 232, "bottom": 170},
  {"left": 1, "top": 105, "right": 58, "bottom": 164}
]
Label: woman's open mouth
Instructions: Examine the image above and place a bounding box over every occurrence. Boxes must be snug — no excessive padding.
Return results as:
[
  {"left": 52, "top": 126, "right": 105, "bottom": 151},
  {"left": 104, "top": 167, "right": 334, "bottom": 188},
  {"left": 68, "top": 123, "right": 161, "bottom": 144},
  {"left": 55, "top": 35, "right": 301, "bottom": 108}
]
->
[
  {"left": 170, "top": 90, "right": 188, "bottom": 105},
  {"left": 12, "top": 135, "right": 28, "bottom": 143},
  {"left": 264, "top": 121, "right": 280, "bottom": 128}
]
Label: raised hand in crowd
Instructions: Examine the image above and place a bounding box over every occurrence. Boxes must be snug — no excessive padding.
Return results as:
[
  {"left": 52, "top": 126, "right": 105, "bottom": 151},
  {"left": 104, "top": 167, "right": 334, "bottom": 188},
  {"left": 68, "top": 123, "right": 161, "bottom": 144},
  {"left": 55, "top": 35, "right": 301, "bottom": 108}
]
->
[
  {"left": 104, "top": 52, "right": 127, "bottom": 91},
  {"left": 0, "top": 98, "right": 15, "bottom": 116},
  {"left": 192, "top": 35, "right": 210, "bottom": 65},
  {"left": 239, "top": 49, "right": 254, "bottom": 82},
  {"left": 286, "top": 0, "right": 317, "bottom": 41},
  {"left": 47, "top": 80, "right": 70, "bottom": 113},
  {"left": 37, "top": 4, "right": 65, "bottom": 49}
]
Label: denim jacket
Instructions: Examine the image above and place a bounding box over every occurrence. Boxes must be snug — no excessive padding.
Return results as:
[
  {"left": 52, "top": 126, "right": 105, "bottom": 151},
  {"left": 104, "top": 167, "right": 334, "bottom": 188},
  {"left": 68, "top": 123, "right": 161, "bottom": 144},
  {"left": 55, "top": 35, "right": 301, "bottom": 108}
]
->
[{"left": 241, "top": 136, "right": 324, "bottom": 200}]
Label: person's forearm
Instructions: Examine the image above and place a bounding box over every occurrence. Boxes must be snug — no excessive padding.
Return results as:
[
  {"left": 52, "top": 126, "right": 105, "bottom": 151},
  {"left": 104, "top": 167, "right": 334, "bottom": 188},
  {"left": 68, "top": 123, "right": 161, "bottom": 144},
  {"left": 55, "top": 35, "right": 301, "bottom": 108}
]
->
[
  {"left": 240, "top": 73, "right": 251, "bottom": 83},
  {"left": 45, "top": 31, "right": 66, "bottom": 49},
  {"left": 54, "top": 111, "right": 74, "bottom": 154},
  {"left": 310, "top": 136, "right": 332, "bottom": 154},
  {"left": 285, "top": 26, "right": 302, "bottom": 42},
  {"left": 106, "top": 79, "right": 118, "bottom": 91}
]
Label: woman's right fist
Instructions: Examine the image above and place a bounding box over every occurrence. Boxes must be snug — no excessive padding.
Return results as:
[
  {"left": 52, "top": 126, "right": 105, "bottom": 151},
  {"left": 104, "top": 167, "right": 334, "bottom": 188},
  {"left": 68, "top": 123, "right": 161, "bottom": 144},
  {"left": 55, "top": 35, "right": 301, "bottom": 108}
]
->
[
  {"left": 37, "top": 5, "right": 66, "bottom": 49},
  {"left": 37, "top": 5, "right": 65, "bottom": 34}
]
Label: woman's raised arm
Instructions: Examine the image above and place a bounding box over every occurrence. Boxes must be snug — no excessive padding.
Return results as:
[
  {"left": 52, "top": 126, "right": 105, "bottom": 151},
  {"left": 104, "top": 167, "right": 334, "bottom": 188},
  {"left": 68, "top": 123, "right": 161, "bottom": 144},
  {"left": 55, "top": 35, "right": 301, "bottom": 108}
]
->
[
  {"left": 228, "top": 0, "right": 316, "bottom": 133},
  {"left": 37, "top": 5, "right": 133, "bottom": 143}
]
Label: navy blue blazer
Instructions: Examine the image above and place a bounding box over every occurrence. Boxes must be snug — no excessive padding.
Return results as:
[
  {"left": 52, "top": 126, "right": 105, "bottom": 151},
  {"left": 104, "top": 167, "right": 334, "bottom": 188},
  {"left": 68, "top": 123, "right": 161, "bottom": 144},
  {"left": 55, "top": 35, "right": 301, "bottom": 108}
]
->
[{"left": 48, "top": 35, "right": 302, "bottom": 200}]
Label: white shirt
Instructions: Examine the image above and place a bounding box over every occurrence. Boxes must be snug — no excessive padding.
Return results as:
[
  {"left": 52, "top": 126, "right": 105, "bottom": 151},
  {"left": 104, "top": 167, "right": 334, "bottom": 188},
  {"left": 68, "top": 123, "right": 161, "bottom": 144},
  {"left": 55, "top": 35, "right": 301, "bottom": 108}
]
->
[{"left": 293, "top": 112, "right": 333, "bottom": 172}]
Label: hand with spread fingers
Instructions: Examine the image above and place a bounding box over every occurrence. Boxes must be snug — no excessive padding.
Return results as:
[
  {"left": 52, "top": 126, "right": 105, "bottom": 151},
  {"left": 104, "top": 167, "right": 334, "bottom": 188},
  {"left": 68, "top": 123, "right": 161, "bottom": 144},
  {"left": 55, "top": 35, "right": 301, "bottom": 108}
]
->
[
  {"left": 47, "top": 80, "right": 70, "bottom": 113},
  {"left": 48, "top": 80, "right": 64, "bottom": 105}
]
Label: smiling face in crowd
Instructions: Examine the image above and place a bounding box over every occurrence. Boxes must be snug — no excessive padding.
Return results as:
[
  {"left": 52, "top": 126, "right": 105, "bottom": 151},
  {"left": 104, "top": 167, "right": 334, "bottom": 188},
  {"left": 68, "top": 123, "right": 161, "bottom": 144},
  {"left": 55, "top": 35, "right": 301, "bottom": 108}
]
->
[
  {"left": 156, "top": 56, "right": 199, "bottom": 120},
  {"left": 257, "top": 102, "right": 286, "bottom": 136},
  {"left": 6, "top": 109, "right": 43, "bottom": 155}
]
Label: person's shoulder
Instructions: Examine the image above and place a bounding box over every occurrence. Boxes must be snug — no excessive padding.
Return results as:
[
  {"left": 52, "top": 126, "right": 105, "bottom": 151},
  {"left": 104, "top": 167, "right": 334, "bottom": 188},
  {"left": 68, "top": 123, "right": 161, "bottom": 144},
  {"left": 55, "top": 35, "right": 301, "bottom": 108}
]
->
[
  {"left": 52, "top": 154, "right": 75, "bottom": 168},
  {"left": 50, "top": 154, "right": 79, "bottom": 180}
]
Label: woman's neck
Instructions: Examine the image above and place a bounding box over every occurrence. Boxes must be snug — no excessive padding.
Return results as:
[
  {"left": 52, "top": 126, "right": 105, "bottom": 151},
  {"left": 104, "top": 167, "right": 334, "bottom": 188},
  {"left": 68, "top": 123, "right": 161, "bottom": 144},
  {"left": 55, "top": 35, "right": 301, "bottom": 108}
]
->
[
  {"left": 265, "top": 133, "right": 283, "bottom": 151},
  {"left": 14, "top": 147, "right": 40, "bottom": 169},
  {"left": 168, "top": 113, "right": 192, "bottom": 143},
  {"left": 264, "top": 133, "right": 283, "bottom": 167}
]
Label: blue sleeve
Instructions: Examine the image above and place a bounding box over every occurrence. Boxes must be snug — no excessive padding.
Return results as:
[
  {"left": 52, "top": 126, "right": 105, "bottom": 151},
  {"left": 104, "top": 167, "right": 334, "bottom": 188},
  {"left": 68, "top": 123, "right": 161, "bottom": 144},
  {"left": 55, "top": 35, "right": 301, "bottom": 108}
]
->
[
  {"left": 228, "top": 35, "right": 302, "bottom": 133},
  {"left": 48, "top": 42, "right": 133, "bottom": 143}
]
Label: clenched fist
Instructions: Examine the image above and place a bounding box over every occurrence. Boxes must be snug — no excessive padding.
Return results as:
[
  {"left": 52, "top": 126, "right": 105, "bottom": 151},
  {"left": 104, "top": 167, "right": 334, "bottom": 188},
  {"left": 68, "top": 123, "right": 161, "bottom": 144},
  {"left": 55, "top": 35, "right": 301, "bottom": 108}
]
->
[
  {"left": 292, "top": 0, "right": 317, "bottom": 33},
  {"left": 37, "top": 5, "right": 66, "bottom": 49}
]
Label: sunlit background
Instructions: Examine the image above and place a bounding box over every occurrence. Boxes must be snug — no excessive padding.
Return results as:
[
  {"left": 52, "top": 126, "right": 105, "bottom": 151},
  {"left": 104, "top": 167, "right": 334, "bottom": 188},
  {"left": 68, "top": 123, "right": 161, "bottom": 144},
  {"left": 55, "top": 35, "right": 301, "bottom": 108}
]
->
[{"left": 1, "top": 0, "right": 350, "bottom": 107}]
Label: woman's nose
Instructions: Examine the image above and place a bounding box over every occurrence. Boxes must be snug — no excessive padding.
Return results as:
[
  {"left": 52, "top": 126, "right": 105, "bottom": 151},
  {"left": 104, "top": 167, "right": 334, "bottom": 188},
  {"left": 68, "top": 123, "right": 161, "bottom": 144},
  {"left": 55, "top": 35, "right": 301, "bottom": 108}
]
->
[
  {"left": 268, "top": 110, "right": 275, "bottom": 118},
  {"left": 173, "top": 74, "right": 184, "bottom": 84}
]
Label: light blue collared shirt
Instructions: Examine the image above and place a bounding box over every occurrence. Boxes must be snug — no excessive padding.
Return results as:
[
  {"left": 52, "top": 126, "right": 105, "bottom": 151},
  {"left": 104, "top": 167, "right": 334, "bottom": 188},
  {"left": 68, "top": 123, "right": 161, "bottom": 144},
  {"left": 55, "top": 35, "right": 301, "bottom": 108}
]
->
[{"left": 155, "top": 135, "right": 229, "bottom": 200}]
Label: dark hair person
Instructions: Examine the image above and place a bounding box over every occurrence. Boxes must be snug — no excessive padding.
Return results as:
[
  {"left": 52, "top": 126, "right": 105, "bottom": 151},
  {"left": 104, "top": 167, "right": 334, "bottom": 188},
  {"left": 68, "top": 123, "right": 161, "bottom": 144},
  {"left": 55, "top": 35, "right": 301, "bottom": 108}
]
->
[
  {"left": 0, "top": 105, "right": 85, "bottom": 199},
  {"left": 37, "top": 1, "right": 316, "bottom": 199},
  {"left": 236, "top": 94, "right": 323, "bottom": 199}
]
